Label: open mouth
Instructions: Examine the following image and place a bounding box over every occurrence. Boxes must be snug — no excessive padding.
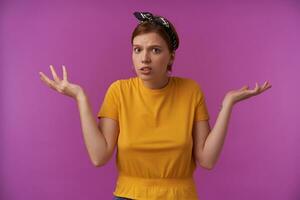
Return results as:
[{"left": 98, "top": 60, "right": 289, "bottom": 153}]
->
[
  {"left": 140, "top": 67, "right": 152, "bottom": 71},
  {"left": 140, "top": 67, "right": 152, "bottom": 74}
]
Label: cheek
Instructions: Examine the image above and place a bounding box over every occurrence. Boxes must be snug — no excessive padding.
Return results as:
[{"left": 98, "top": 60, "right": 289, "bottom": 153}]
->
[
  {"left": 132, "top": 54, "right": 138, "bottom": 65},
  {"left": 156, "top": 54, "right": 170, "bottom": 65}
]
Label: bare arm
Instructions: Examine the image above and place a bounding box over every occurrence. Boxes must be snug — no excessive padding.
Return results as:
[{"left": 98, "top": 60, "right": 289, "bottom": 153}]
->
[
  {"left": 76, "top": 90, "right": 119, "bottom": 167},
  {"left": 193, "top": 81, "right": 272, "bottom": 169},
  {"left": 39, "top": 65, "right": 118, "bottom": 167},
  {"left": 76, "top": 91, "right": 109, "bottom": 167},
  {"left": 199, "top": 102, "right": 233, "bottom": 169}
]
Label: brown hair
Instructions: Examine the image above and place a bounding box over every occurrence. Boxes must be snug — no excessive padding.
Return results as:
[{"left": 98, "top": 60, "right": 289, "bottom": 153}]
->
[{"left": 131, "top": 16, "right": 180, "bottom": 72}]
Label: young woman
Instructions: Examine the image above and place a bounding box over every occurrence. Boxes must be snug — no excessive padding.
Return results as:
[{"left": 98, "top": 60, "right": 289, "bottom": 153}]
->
[{"left": 39, "top": 11, "right": 272, "bottom": 200}]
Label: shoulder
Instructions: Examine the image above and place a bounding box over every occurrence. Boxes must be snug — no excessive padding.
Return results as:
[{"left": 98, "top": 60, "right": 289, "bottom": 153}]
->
[
  {"left": 106, "top": 80, "right": 120, "bottom": 92},
  {"left": 107, "top": 77, "right": 135, "bottom": 86},
  {"left": 106, "top": 77, "right": 139, "bottom": 93},
  {"left": 172, "top": 76, "right": 203, "bottom": 92},
  {"left": 117, "top": 76, "right": 139, "bottom": 89}
]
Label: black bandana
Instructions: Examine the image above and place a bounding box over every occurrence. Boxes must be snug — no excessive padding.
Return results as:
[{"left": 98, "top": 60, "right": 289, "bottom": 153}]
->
[{"left": 133, "top": 11, "right": 178, "bottom": 51}]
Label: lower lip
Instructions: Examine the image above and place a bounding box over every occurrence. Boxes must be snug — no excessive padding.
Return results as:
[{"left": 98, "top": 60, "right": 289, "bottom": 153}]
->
[{"left": 140, "top": 69, "right": 152, "bottom": 75}]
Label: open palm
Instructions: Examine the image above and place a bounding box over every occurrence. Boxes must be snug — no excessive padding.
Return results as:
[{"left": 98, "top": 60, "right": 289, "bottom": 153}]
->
[
  {"left": 225, "top": 81, "right": 272, "bottom": 105},
  {"left": 39, "top": 65, "right": 82, "bottom": 99}
]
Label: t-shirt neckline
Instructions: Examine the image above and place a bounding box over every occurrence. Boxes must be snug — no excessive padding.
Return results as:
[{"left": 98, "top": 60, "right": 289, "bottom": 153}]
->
[{"left": 138, "top": 76, "right": 173, "bottom": 94}]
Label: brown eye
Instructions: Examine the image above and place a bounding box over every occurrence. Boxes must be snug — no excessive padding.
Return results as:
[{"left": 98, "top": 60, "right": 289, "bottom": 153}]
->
[
  {"left": 152, "top": 48, "right": 161, "bottom": 54},
  {"left": 133, "top": 47, "right": 141, "bottom": 53}
]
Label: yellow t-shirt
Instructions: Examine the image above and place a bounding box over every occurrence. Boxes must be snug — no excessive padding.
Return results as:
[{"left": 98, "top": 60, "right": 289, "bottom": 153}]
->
[{"left": 97, "top": 76, "right": 210, "bottom": 200}]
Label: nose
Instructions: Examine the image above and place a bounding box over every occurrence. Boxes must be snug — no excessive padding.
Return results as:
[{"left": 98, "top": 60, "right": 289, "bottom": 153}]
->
[{"left": 141, "top": 51, "right": 151, "bottom": 64}]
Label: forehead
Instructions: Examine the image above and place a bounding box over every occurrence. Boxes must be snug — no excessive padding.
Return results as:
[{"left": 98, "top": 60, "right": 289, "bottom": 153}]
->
[{"left": 133, "top": 32, "right": 168, "bottom": 47}]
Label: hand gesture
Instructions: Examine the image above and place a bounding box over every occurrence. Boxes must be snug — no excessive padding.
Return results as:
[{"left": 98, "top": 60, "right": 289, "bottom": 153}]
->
[
  {"left": 39, "top": 65, "right": 83, "bottom": 99},
  {"left": 223, "top": 81, "right": 272, "bottom": 106}
]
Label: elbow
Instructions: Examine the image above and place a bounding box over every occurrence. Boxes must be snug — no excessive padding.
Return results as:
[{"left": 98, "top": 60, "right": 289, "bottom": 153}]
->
[
  {"left": 201, "top": 163, "right": 214, "bottom": 170},
  {"left": 198, "top": 160, "right": 214, "bottom": 170},
  {"left": 92, "top": 161, "right": 102, "bottom": 167},
  {"left": 195, "top": 156, "right": 214, "bottom": 170},
  {"left": 91, "top": 149, "right": 114, "bottom": 167},
  {"left": 89, "top": 150, "right": 111, "bottom": 167},
  {"left": 91, "top": 156, "right": 108, "bottom": 168},
  {"left": 92, "top": 159, "right": 106, "bottom": 167}
]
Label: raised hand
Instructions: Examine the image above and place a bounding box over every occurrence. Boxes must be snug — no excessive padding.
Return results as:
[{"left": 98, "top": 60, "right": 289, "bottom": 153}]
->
[
  {"left": 39, "top": 65, "right": 83, "bottom": 99},
  {"left": 223, "top": 81, "right": 272, "bottom": 106}
]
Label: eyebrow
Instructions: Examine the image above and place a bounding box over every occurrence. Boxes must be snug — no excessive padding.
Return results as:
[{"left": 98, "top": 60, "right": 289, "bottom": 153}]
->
[{"left": 132, "top": 44, "right": 163, "bottom": 48}]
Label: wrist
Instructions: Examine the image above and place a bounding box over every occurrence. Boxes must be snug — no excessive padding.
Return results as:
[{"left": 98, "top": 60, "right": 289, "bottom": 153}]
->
[
  {"left": 222, "top": 98, "right": 235, "bottom": 109},
  {"left": 76, "top": 88, "right": 86, "bottom": 102}
]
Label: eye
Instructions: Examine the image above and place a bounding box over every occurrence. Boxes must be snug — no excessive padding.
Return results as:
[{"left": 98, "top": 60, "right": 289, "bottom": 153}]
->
[
  {"left": 152, "top": 48, "right": 161, "bottom": 54},
  {"left": 133, "top": 47, "right": 141, "bottom": 53}
]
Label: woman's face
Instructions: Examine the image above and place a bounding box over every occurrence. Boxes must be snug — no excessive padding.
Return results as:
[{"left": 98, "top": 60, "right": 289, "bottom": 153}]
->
[{"left": 132, "top": 32, "right": 174, "bottom": 82}]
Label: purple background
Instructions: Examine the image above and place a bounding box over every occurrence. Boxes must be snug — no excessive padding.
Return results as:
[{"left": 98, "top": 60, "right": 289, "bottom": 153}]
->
[{"left": 1, "top": 1, "right": 299, "bottom": 200}]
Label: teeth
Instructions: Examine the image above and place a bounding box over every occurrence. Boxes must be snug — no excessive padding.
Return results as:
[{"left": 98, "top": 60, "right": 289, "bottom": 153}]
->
[{"left": 142, "top": 67, "right": 151, "bottom": 71}]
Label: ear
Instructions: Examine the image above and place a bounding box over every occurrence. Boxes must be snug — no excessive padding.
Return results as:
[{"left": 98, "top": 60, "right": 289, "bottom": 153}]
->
[{"left": 169, "top": 51, "right": 175, "bottom": 65}]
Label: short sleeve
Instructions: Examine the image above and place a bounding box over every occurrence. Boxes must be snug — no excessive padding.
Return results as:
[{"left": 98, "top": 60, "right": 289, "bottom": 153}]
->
[
  {"left": 97, "top": 80, "right": 120, "bottom": 121},
  {"left": 194, "top": 84, "right": 210, "bottom": 121}
]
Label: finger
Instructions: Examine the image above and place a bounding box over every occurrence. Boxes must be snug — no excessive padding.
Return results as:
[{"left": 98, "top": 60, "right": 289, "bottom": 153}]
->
[
  {"left": 248, "top": 82, "right": 259, "bottom": 94},
  {"left": 265, "top": 81, "right": 272, "bottom": 88},
  {"left": 62, "top": 65, "right": 68, "bottom": 81},
  {"left": 262, "top": 81, "right": 272, "bottom": 91},
  {"left": 39, "top": 71, "right": 52, "bottom": 83},
  {"left": 39, "top": 71, "right": 54, "bottom": 86},
  {"left": 253, "top": 82, "right": 259, "bottom": 92},
  {"left": 261, "top": 81, "right": 267, "bottom": 88},
  {"left": 258, "top": 82, "right": 264, "bottom": 92},
  {"left": 39, "top": 71, "right": 57, "bottom": 90},
  {"left": 258, "top": 81, "right": 272, "bottom": 93},
  {"left": 240, "top": 85, "right": 249, "bottom": 91},
  {"left": 257, "top": 82, "right": 265, "bottom": 93},
  {"left": 49, "top": 65, "right": 61, "bottom": 82}
]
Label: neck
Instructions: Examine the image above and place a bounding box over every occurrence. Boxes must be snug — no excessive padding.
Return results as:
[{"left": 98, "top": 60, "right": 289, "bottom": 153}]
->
[{"left": 141, "top": 76, "right": 170, "bottom": 89}]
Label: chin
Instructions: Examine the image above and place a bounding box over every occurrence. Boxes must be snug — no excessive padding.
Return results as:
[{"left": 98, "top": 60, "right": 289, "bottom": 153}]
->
[{"left": 137, "top": 75, "right": 154, "bottom": 81}]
